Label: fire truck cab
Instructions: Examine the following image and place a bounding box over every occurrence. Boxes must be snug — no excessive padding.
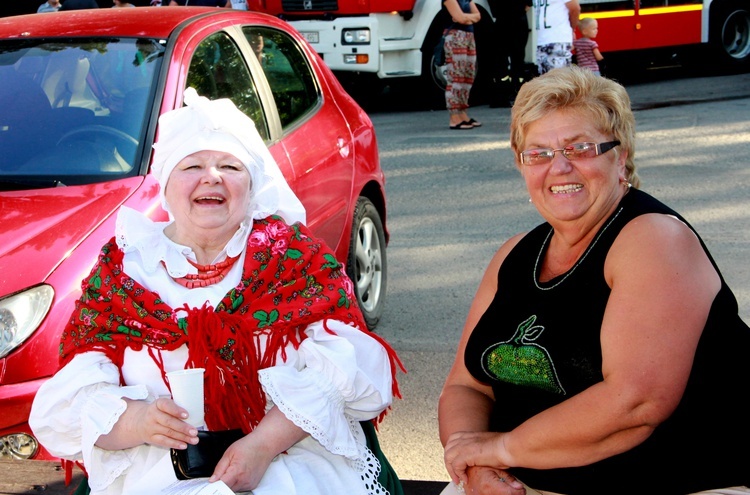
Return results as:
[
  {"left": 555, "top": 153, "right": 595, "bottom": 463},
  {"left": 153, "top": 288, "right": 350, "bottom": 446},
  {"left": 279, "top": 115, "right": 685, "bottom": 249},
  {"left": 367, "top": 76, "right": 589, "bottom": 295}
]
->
[{"left": 247, "top": 0, "right": 497, "bottom": 104}]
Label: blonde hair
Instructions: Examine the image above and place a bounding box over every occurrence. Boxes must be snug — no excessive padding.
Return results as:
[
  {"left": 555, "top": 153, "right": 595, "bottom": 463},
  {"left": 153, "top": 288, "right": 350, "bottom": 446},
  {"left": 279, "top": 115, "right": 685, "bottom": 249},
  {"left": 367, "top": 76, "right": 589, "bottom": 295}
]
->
[
  {"left": 510, "top": 66, "right": 640, "bottom": 188},
  {"left": 578, "top": 17, "right": 597, "bottom": 30}
]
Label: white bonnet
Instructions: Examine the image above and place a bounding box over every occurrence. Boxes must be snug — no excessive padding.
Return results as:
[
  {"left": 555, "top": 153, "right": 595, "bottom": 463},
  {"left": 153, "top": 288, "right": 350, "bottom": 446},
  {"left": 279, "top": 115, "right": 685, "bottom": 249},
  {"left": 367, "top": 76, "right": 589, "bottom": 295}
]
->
[{"left": 151, "top": 87, "right": 306, "bottom": 225}]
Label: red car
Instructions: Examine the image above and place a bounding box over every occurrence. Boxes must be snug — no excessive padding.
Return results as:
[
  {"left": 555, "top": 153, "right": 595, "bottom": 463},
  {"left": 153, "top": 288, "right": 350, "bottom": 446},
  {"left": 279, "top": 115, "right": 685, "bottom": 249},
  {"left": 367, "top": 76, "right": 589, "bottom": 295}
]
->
[{"left": 0, "top": 7, "right": 388, "bottom": 461}]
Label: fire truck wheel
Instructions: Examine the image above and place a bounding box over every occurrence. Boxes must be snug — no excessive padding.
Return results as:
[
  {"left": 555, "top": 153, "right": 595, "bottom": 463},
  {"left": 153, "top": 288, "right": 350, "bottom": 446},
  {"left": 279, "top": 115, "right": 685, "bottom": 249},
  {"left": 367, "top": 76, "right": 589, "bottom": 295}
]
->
[{"left": 710, "top": 0, "right": 750, "bottom": 67}]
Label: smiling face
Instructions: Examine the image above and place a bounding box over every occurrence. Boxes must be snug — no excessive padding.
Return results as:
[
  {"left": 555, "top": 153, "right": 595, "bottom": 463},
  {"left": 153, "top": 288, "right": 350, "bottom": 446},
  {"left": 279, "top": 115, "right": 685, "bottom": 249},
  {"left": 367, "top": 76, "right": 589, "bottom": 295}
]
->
[
  {"left": 519, "top": 108, "right": 628, "bottom": 230},
  {"left": 164, "top": 149, "right": 251, "bottom": 248}
]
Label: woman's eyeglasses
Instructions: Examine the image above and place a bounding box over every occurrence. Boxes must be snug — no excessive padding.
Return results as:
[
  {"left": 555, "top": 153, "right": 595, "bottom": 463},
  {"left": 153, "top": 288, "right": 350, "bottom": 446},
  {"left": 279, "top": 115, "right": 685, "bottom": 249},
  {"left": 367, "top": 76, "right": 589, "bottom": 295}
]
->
[{"left": 519, "top": 140, "right": 620, "bottom": 166}]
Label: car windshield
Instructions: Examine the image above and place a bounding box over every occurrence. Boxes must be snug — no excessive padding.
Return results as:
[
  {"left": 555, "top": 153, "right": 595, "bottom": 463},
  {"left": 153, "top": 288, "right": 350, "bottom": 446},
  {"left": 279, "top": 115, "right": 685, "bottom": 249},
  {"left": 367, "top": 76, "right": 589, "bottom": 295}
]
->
[{"left": 0, "top": 37, "right": 164, "bottom": 190}]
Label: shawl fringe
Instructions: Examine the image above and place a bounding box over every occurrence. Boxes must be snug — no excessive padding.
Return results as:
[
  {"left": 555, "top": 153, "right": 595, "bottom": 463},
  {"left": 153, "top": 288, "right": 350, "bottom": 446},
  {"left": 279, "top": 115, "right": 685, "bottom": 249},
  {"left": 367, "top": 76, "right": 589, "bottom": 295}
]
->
[{"left": 59, "top": 216, "right": 403, "bottom": 434}]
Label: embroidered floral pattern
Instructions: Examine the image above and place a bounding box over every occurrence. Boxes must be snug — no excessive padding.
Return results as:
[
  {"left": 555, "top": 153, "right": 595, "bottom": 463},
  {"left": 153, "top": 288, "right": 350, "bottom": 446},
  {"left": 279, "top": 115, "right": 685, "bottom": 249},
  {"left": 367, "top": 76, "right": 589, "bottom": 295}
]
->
[{"left": 58, "top": 215, "right": 392, "bottom": 432}]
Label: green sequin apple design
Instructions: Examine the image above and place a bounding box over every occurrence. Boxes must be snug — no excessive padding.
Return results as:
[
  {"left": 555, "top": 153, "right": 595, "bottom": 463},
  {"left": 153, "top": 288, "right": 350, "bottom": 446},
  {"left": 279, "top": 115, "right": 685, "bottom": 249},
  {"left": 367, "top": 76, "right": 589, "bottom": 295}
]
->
[{"left": 481, "top": 315, "right": 565, "bottom": 394}]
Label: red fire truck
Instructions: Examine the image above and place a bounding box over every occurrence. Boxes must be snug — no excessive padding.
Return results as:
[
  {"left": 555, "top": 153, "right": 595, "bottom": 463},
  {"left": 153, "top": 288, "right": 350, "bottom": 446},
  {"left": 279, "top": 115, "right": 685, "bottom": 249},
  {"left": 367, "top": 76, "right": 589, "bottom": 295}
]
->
[
  {"left": 576, "top": 0, "right": 750, "bottom": 67},
  {"left": 248, "top": 0, "right": 748, "bottom": 99},
  {"left": 246, "top": 0, "right": 496, "bottom": 104}
]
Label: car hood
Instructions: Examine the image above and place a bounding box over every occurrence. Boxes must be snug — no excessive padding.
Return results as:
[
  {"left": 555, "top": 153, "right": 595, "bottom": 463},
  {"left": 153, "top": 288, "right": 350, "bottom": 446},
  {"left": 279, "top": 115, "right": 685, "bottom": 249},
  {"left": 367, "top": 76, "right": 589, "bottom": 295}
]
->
[{"left": 0, "top": 177, "right": 146, "bottom": 296}]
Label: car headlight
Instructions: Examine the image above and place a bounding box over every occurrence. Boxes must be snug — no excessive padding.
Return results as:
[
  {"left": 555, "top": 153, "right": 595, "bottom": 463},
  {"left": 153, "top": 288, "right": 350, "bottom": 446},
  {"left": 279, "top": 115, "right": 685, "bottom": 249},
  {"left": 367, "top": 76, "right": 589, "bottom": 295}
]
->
[
  {"left": 342, "top": 28, "right": 370, "bottom": 45},
  {"left": 0, "top": 433, "right": 39, "bottom": 460},
  {"left": 0, "top": 285, "right": 54, "bottom": 359}
]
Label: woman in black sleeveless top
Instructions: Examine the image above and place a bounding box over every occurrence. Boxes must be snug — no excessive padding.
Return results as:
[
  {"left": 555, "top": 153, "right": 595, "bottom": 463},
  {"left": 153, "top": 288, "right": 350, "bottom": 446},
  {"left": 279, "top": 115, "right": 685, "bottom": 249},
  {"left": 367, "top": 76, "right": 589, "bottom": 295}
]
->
[{"left": 438, "top": 66, "right": 750, "bottom": 495}]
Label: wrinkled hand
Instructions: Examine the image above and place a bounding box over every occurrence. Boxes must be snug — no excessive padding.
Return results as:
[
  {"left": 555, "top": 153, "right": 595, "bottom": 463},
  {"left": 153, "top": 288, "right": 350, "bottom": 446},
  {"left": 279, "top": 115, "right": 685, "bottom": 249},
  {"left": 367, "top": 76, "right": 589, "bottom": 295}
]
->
[
  {"left": 461, "top": 466, "right": 525, "bottom": 495},
  {"left": 128, "top": 398, "right": 199, "bottom": 450},
  {"left": 209, "top": 433, "right": 275, "bottom": 492},
  {"left": 444, "top": 431, "right": 509, "bottom": 485}
]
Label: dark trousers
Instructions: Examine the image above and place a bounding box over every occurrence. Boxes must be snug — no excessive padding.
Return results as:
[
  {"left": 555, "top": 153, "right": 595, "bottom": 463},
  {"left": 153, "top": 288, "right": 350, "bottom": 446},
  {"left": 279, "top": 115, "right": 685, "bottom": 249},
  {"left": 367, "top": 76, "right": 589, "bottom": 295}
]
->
[{"left": 488, "top": 16, "right": 530, "bottom": 105}]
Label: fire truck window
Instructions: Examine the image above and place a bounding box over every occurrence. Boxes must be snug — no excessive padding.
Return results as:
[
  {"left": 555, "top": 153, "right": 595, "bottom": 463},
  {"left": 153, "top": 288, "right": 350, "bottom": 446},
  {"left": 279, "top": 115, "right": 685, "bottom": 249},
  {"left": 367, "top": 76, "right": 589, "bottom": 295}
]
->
[
  {"left": 639, "top": 0, "right": 699, "bottom": 7},
  {"left": 243, "top": 26, "right": 320, "bottom": 129},
  {"left": 579, "top": 0, "right": 634, "bottom": 13}
]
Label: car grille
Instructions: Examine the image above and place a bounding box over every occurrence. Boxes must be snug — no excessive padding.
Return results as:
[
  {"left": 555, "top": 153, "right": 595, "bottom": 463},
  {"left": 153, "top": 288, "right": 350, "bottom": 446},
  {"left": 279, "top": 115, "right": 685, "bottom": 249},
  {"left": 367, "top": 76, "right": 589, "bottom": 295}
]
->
[{"left": 282, "top": 0, "right": 338, "bottom": 12}]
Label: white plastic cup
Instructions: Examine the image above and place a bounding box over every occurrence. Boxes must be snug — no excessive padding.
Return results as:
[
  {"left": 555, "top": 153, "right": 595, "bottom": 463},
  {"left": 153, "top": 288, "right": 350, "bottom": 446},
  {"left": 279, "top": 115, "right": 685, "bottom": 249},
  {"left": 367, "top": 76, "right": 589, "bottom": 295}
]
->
[{"left": 166, "top": 368, "right": 205, "bottom": 428}]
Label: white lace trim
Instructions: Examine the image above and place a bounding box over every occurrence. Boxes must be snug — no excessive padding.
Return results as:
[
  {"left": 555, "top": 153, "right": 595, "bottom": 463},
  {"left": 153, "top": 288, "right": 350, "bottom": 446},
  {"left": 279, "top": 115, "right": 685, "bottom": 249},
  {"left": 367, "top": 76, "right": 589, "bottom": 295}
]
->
[
  {"left": 349, "top": 421, "right": 390, "bottom": 495},
  {"left": 114, "top": 206, "right": 251, "bottom": 276},
  {"left": 262, "top": 379, "right": 389, "bottom": 495},
  {"left": 262, "top": 374, "right": 355, "bottom": 457}
]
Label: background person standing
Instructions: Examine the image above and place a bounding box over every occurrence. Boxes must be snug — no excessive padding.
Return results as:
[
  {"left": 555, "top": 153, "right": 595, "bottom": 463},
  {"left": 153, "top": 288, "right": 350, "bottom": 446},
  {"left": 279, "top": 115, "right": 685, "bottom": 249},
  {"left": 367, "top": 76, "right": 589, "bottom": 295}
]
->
[
  {"left": 533, "top": 0, "right": 580, "bottom": 74},
  {"left": 443, "top": 0, "right": 482, "bottom": 130},
  {"left": 487, "top": 0, "right": 532, "bottom": 108}
]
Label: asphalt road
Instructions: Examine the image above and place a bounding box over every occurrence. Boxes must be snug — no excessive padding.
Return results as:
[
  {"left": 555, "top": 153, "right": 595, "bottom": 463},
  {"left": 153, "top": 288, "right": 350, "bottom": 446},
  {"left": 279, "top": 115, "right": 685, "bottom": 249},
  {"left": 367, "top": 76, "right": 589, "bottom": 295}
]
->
[{"left": 368, "top": 69, "right": 750, "bottom": 484}]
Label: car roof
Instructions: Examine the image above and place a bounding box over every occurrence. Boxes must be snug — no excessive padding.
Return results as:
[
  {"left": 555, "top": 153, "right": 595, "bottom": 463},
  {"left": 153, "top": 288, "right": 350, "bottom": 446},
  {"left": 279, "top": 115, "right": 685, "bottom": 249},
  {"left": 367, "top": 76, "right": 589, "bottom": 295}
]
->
[{"left": 0, "top": 7, "right": 282, "bottom": 39}]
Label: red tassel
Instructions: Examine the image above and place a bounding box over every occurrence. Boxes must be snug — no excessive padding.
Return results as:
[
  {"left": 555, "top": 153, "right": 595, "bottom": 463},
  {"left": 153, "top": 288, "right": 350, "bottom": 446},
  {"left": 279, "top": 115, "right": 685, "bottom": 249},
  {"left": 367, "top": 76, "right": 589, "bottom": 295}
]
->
[
  {"left": 63, "top": 458, "right": 72, "bottom": 486},
  {"left": 184, "top": 306, "right": 304, "bottom": 433}
]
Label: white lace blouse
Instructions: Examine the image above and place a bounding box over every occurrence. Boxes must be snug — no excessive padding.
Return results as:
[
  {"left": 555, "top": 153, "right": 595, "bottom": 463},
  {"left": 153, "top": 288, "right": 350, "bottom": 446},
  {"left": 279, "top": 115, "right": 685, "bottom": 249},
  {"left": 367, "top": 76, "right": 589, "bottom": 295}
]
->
[{"left": 29, "top": 207, "right": 394, "bottom": 495}]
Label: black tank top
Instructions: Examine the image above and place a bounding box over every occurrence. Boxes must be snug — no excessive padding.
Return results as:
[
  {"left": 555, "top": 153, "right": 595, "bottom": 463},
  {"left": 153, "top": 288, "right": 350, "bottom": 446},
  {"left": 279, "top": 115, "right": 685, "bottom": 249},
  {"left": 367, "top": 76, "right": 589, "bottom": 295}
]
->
[{"left": 464, "top": 188, "right": 750, "bottom": 494}]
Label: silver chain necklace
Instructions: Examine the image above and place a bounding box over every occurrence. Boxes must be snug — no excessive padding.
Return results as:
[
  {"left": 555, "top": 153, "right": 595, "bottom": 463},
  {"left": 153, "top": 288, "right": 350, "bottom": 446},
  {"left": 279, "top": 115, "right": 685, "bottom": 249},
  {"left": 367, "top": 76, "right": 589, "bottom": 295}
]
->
[{"left": 533, "top": 207, "right": 623, "bottom": 290}]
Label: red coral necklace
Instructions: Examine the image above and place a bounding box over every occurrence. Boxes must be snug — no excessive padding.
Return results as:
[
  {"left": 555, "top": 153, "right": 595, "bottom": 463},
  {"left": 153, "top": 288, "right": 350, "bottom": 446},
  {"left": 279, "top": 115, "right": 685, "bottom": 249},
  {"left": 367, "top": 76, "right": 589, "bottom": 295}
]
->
[{"left": 166, "top": 254, "right": 241, "bottom": 289}]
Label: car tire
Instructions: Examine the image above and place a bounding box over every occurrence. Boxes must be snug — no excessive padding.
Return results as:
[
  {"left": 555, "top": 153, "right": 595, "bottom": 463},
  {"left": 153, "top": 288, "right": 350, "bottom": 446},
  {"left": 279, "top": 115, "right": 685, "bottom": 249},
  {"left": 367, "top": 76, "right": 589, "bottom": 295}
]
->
[{"left": 346, "top": 197, "right": 387, "bottom": 330}]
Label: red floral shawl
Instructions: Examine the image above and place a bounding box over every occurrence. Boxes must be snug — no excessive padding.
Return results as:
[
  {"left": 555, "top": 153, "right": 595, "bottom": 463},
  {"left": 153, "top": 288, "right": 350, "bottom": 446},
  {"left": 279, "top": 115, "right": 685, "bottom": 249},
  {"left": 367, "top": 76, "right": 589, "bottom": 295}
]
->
[{"left": 59, "top": 216, "right": 402, "bottom": 433}]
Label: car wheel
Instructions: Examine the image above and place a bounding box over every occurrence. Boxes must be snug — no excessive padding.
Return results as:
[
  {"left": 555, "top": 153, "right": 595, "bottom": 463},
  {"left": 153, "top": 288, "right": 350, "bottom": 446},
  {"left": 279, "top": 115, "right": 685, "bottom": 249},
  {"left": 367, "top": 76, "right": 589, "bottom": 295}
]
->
[{"left": 346, "top": 197, "right": 387, "bottom": 330}]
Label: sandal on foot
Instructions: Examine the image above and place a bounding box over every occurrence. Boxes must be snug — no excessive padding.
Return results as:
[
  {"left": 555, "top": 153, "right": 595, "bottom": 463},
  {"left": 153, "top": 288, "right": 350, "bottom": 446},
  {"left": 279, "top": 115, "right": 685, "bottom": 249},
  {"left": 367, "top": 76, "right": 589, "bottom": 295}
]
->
[
  {"left": 450, "top": 121, "right": 474, "bottom": 130},
  {"left": 467, "top": 118, "right": 482, "bottom": 127}
]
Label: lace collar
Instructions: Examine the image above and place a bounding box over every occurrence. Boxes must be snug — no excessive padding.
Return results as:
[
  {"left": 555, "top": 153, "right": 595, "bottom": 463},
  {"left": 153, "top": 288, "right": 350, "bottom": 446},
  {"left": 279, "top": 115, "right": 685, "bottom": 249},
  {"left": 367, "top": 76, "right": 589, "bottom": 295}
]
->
[{"left": 114, "top": 206, "right": 252, "bottom": 278}]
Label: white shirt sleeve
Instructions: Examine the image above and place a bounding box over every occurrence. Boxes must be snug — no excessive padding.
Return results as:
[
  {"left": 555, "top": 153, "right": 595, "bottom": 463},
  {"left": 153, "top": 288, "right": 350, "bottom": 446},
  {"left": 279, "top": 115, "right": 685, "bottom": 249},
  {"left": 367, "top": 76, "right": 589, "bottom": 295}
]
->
[
  {"left": 29, "top": 352, "right": 150, "bottom": 491},
  {"left": 258, "top": 320, "right": 393, "bottom": 459}
]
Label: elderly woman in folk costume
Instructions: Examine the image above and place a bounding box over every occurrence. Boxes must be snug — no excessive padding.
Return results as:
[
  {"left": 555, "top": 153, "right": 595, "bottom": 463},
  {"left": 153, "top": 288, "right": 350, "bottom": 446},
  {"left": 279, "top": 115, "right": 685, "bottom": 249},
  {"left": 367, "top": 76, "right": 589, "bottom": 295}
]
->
[{"left": 30, "top": 88, "right": 403, "bottom": 495}]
